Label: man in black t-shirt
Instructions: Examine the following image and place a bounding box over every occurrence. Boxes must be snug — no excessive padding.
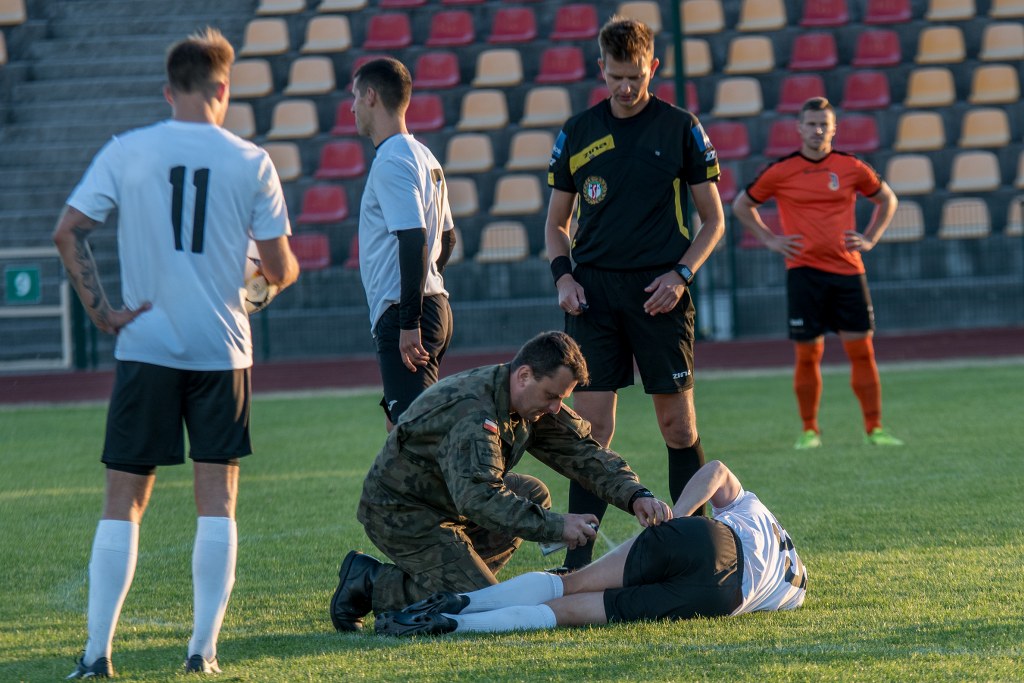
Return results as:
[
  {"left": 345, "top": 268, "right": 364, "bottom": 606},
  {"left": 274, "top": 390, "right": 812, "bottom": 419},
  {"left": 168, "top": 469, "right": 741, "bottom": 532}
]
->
[{"left": 544, "top": 15, "right": 726, "bottom": 572}]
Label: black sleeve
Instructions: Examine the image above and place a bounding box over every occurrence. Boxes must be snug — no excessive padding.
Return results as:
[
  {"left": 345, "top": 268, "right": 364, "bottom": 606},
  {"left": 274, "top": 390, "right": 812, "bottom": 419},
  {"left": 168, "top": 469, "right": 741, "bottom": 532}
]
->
[
  {"left": 435, "top": 228, "right": 457, "bottom": 274},
  {"left": 397, "top": 228, "right": 427, "bottom": 330}
]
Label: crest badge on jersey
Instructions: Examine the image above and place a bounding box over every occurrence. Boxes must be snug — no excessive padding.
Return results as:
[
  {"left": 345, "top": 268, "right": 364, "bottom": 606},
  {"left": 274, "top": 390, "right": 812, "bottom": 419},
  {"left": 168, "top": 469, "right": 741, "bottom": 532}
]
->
[
  {"left": 582, "top": 176, "right": 608, "bottom": 205},
  {"left": 828, "top": 172, "right": 840, "bottom": 191}
]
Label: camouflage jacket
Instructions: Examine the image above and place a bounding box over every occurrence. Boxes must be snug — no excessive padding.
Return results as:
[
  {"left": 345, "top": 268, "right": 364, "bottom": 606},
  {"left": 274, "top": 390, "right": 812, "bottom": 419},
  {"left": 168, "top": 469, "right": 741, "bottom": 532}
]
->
[{"left": 357, "top": 364, "right": 646, "bottom": 543}]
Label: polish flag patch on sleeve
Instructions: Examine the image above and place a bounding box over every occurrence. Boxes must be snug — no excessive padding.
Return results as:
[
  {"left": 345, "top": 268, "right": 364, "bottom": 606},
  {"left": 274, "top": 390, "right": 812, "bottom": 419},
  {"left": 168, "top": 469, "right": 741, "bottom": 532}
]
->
[{"left": 483, "top": 418, "right": 499, "bottom": 434}]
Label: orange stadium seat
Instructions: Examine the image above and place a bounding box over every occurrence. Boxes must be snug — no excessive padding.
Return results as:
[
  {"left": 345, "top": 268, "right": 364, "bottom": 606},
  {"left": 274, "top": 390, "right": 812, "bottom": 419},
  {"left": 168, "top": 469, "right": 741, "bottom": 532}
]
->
[
  {"left": 447, "top": 178, "right": 479, "bottom": 217},
  {"left": 506, "top": 130, "right": 555, "bottom": 171},
  {"left": 536, "top": 46, "right": 587, "bottom": 83},
  {"left": 968, "top": 64, "right": 1020, "bottom": 104},
  {"left": 413, "top": 51, "right": 460, "bottom": 90},
  {"left": 852, "top": 29, "right": 901, "bottom": 67},
  {"left": 800, "top": 0, "right": 849, "bottom": 26},
  {"left": 230, "top": 59, "right": 274, "bottom": 99},
  {"left": 765, "top": 118, "right": 801, "bottom": 157},
  {"left": 1006, "top": 196, "right": 1023, "bottom": 236},
  {"left": 736, "top": 0, "right": 787, "bottom": 32},
  {"left": 788, "top": 32, "right": 838, "bottom": 71},
  {"left": 925, "top": 0, "right": 976, "bottom": 20},
  {"left": 958, "top": 107, "right": 1011, "bottom": 148},
  {"left": 520, "top": 86, "right": 572, "bottom": 128},
  {"left": 1017, "top": 150, "right": 1024, "bottom": 188},
  {"left": 283, "top": 56, "right": 335, "bottom": 96},
  {"left": 880, "top": 201, "right": 926, "bottom": 242},
  {"left": 0, "top": 0, "right": 25, "bottom": 25},
  {"left": 475, "top": 222, "right": 530, "bottom": 262},
  {"left": 363, "top": 13, "right": 412, "bottom": 50},
  {"left": 670, "top": 39, "right": 713, "bottom": 77},
  {"left": 256, "top": 0, "right": 305, "bottom": 14},
  {"left": 300, "top": 16, "right": 352, "bottom": 53},
  {"left": 681, "top": 0, "right": 725, "bottom": 34},
  {"left": 550, "top": 4, "right": 599, "bottom": 41},
  {"left": 618, "top": 1, "right": 663, "bottom": 33},
  {"left": 239, "top": 18, "right": 289, "bottom": 56},
  {"left": 711, "top": 77, "right": 763, "bottom": 117},
  {"left": 893, "top": 111, "right": 946, "bottom": 151},
  {"left": 938, "top": 198, "right": 991, "bottom": 239},
  {"left": 331, "top": 99, "right": 357, "bottom": 136},
  {"left": 841, "top": 71, "right": 890, "bottom": 110},
  {"left": 490, "top": 174, "right": 544, "bottom": 216},
  {"left": 947, "top": 151, "right": 1001, "bottom": 192},
  {"left": 488, "top": 7, "right": 537, "bottom": 44},
  {"left": 426, "top": 10, "right": 475, "bottom": 47},
  {"left": 406, "top": 94, "right": 445, "bottom": 132},
  {"left": 0, "top": 32, "right": 6, "bottom": 66},
  {"left": 904, "top": 67, "right": 956, "bottom": 108},
  {"left": 979, "top": 22, "right": 1024, "bottom": 61},
  {"left": 457, "top": 90, "right": 509, "bottom": 131},
  {"left": 777, "top": 74, "right": 826, "bottom": 113},
  {"left": 989, "top": 0, "right": 1024, "bottom": 18},
  {"left": 705, "top": 121, "right": 750, "bottom": 160},
  {"left": 472, "top": 48, "right": 524, "bottom": 87},
  {"left": 314, "top": 140, "right": 366, "bottom": 180},
  {"left": 724, "top": 36, "right": 775, "bottom": 74},
  {"left": 318, "top": 0, "right": 366, "bottom": 10},
  {"left": 915, "top": 26, "right": 966, "bottom": 64},
  {"left": 833, "top": 114, "right": 879, "bottom": 152},
  {"left": 298, "top": 185, "right": 349, "bottom": 223},
  {"left": 224, "top": 103, "right": 256, "bottom": 138},
  {"left": 290, "top": 233, "right": 331, "bottom": 270},
  {"left": 444, "top": 133, "right": 495, "bottom": 174},
  {"left": 884, "top": 154, "right": 935, "bottom": 195},
  {"left": 263, "top": 142, "right": 302, "bottom": 183},
  {"left": 266, "top": 100, "right": 320, "bottom": 140},
  {"left": 864, "top": 0, "right": 912, "bottom": 23}
]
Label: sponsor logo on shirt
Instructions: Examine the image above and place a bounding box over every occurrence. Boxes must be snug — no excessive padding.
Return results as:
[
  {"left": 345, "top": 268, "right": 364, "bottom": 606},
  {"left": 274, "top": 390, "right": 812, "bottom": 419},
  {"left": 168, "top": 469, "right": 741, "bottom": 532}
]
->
[
  {"left": 570, "top": 134, "right": 615, "bottom": 174},
  {"left": 828, "top": 172, "right": 840, "bottom": 191},
  {"left": 672, "top": 370, "right": 691, "bottom": 380},
  {"left": 582, "top": 176, "right": 608, "bottom": 205}
]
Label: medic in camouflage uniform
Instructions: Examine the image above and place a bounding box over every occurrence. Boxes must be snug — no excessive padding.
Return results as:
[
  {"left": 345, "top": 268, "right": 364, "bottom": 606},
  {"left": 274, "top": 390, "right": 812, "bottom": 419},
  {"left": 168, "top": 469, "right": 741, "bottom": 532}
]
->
[{"left": 330, "top": 331, "right": 673, "bottom": 631}]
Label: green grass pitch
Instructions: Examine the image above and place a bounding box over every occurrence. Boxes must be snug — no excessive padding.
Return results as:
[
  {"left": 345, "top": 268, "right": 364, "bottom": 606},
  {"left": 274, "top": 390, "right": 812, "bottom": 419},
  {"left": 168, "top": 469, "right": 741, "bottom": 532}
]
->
[{"left": 1, "top": 360, "right": 1022, "bottom": 681}]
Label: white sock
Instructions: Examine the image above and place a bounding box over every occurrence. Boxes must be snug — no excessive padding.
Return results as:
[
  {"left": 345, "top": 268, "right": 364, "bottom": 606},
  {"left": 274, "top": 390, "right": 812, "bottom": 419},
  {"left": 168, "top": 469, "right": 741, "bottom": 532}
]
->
[
  {"left": 83, "top": 520, "right": 139, "bottom": 664},
  {"left": 454, "top": 604, "right": 557, "bottom": 633},
  {"left": 462, "top": 572, "right": 563, "bottom": 613},
  {"left": 188, "top": 516, "right": 237, "bottom": 661}
]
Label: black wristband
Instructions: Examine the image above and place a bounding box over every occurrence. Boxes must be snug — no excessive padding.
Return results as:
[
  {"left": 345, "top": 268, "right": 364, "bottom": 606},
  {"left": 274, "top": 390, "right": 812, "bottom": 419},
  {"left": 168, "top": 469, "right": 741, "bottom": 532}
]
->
[
  {"left": 628, "top": 488, "right": 655, "bottom": 514},
  {"left": 550, "top": 255, "right": 573, "bottom": 283}
]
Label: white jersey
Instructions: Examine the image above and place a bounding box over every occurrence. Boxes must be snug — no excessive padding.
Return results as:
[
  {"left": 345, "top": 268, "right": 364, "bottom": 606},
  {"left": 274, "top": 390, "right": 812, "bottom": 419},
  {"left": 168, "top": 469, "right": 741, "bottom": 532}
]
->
[
  {"left": 68, "top": 120, "right": 291, "bottom": 370},
  {"left": 358, "top": 134, "right": 453, "bottom": 330},
  {"left": 713, "top": 489, "right": 807, "bottom": 615}
]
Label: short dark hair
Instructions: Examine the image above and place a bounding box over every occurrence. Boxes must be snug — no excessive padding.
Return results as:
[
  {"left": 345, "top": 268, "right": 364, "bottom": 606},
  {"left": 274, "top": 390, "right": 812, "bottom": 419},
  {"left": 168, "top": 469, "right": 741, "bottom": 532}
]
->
[
  {"left": 166, "top": 27, "right": 234, "bottom": 96},
  {"left": 511, "top": 331, "right": 590, "bottom": 385},
  {"left": 353, "top": 57, "right": 412, "bottom": 114},
  {"left": 598, "top": 15, "right": 655, "bottom": 65},
  {"left": 800, "top": 97, "right": 835, "bottom": 119}
]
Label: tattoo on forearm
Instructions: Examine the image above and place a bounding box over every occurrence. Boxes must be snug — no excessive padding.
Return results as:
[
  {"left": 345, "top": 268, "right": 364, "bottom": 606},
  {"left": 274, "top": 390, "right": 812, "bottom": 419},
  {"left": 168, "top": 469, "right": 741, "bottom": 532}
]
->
[{"left": 69, "top": 227, "right": 111, "bottom": 322}]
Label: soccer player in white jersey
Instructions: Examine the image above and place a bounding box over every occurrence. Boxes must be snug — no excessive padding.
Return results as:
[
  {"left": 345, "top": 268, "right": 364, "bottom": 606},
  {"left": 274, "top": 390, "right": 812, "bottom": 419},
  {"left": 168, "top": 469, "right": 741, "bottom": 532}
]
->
[
  {"left": 351, "top": 57, "right": 457, "bottom": 431},
  {"left": 376, "top": 460, "right": 806, "bottom": 635},
  {"left": 53, "top": 28, "right": 299, "bottom": 678}
]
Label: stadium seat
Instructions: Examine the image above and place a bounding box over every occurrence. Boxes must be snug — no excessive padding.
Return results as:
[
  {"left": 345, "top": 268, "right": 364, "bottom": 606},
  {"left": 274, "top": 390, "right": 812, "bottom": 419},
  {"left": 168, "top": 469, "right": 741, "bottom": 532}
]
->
[
  {"left": 681, "top": 0, "right": 725, "bottom": 34},
  {"left": 925, "top": 0, "right": 975, "bottom": 20},
  {"left": 852, "top": 29, "right": 901, "bottom": 67},
  {"left": 406, "top": 94, "right": 445, "bottom": 133},
  {"left": 724, "top": 36, "right": 775, "bottom": 74},
  {"left": 318, "top": 0, "right": 366, "bottom": 10},
  {"left": 284, "top": 56, "right": 335, "bottom": 96},
  {"left": 618, "top": 1, "right": 663, "bottom": 32},
  {"left": 230, "top": 60, "right": 274, "bottom": 99},
  {"left": 456, "top": 90, "right": 509, "bottom": 130},
  {"left": 833, "top": 114, "right": 879, "bottom": 152},
  {"left": 777, "top": 74, "right": 826, "bottom": 113},
  {"left": 446, "top": 227, "right": 465, "bottom": 265},
  {"left": 550, "top": 4, "right": 599, "bottom": 40},
  {"left": 864, "top": 0, "right": 912, "bottom": 23},
  {"left": 490, "top": 174, "right": 544, "bottom": 215},
  {"left": 841, "top": 71, "right": 890, "bottom": 110},
  {"left": 331, "top": 99, "right": 357, "bottom": 136},
  {"left": 290, "top": 233, "right": 331, "bottom": 270},
  {"left": 884, "top": 154, "right": 935, "bottom": 195},
  {"left": 472, "top": 48, "right": 523, "bottom": 87},
  {"left": 475, "top": 222, "right": 530, "bottom": 262},
  {"left": 314, "top": 140, "right": 366, "bottom": 180},
  {"left": 426, "top": 10, "right": 475, "bottom": 47},
  {"left": 520, "top": 86, "right": 572, "bottom": 128},
  {"left": 343, "top": 234, "right": 359, "bottom": 269},
  {"left": 0, "top": 32, "right": 8, "bottom": 67},
  {"left": 1017, "top": 151, "right": 1024, "bottom": 188},
  {"left": 363, "top": 13, "right": 412, "bottom": 50},
  {"left": 893, "top": 111, "right": 946, "bottom": 151},
  {"left": 788, "top": 32, "right": 839, "bottom": 71},
  {"left": 447, "top": 177, "right": 479, "bottom": 217},
  {"left": 652, "top": 81, "right": 700, "bottom": 112},
  {"left": 263, "top": 142, "right": 302, "bottom": 183},
  {"left": 989, "top": 0, "right": 1024, "bottom": 17},
  {"left": 800, "top": 0, "right": 849, "bottom": 26},
  {"left": 938, "top": 198, "right": 991, "bottom": 239},
  {"left": 413, "top": 51, "right": 460, "bottom": 90},
  {"left": 765, "top": 119, "right": 800, "bottom": 157},
  {"left": 223, "top": 103, "right": 256, "bottom": 138},
  {"left": 711, "top": 77, "right": 763, "bottom": 117},
  {"left": 705, "top": 121, "right": 750, "bottom": 160},
  {"left": 716, "top": 165, "right": 738, "bottom": 203},
  {"left": 441, "top": 0, "right": 483, "bottom": 5},
  {"left": 679, "top": 39, "right": 713, "bottom": 77},
  {"left": 968, "top": 64, "right": 1020, "bottom": 104},
  {"left": 488, "top": 7, "right": 538, "bottom": 43},
  {"left": 298, "top": 184, "right": 349, "bottom": 223},
  {"left": 0, "top": 0, "right": 25, "bottom": 25},
  {"left": 239, "top": 18, "right": 289, "bottom": 56},
  {"left": 880, "top": 201, "right": 926, "bottom": 242},
  {"left": 979, "top": 22, "right": 1024, "bottom": 61},
  {"left": 506, "top": 130, "right": 555, "bottom": 171},
  {"left": 947, "top": 151, "right": 1001, "bottom": 192},
  {"left": 736, "top": 0, "right": 787, "bottom": 32},
  {"left": 915, "top": 26, "right": 966, "bottom": 64},
  {"left": 300, "top": 16, "right": 352, "bottom": 53},
  {"left": 958, "top": 107, "right": 1011, "bottom": 148},
  {"left": 266, "top": 100, "right": 320, "bottom": 140},
  {"left": 1006, "top": 196, "right": 1023, "bottom": 236},
  {"left": 256, "top": 0, "right": 304, "bottom": 14},
  {"left": 380, "top": 0, "right": 426, "bottom": 6},
  {"left": 904, "top": 67, "right": 956, "bottom": 108},
  {"left": 536, "top": 46, "right": 587, "bottom": 84},
  {"left": 444, "top": 133, "right": 494, "bottom": 174}
]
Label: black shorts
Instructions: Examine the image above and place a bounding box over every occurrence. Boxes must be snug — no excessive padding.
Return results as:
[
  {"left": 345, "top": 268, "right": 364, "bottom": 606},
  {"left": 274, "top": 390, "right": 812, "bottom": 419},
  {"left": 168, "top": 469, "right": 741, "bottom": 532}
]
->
[
  {"left": 373, "top": 293, "right": 453, "bottom": 423},
  {"left": 603, "top": 517, "right": 744, "bottom": 623},
  {"left": 102, "top": 361, "right": 252, "bottom": 468},
  {"left": 787, "top": 267, "right": 874, "bottom": 341},
  {"left": 567, "top": 265, "right": 695, "bottom": 393}
]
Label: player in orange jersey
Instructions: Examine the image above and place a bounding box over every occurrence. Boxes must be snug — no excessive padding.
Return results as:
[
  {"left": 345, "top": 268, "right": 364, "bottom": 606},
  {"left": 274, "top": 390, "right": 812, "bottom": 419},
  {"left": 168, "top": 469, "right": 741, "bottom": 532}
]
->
[{"left": 732, "top": 97, "right": 904, "bottom": 449}]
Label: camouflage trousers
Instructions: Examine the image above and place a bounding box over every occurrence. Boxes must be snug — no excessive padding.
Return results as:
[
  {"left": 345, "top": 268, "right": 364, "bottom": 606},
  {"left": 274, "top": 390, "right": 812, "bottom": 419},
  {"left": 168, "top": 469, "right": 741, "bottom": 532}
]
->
[{"left": 363, "top": 472, "right": 551, "bottom": 612}]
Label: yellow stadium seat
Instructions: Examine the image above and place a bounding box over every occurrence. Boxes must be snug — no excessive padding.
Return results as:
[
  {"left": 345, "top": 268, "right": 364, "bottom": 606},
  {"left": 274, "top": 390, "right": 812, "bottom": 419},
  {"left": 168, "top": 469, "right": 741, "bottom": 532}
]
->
[
  {"left": 223, "top": 103, "right": 256, "bottom": 138},
  {"left": 456, "top": 90, "right": 509, "bottom": 131},
  {"left": 904, "top": 67, "right": 956, "bottom": 108},
  {"left": 0, "top": 31, "right": 6, "bottom": 66},
  {"left": 662, "top": 42, "right": 714, "bottom": 78},
  {"left": 301, "top": 16, "right": 352, "bottom": 53},
  {"left": 446, "top": 178, "right": 479, "bottom": 218},
  {"left": 520, "top": 86, "right": 572, "bottom": 128},
  {"left": 475, "top": 222, "right": 530, "bottom": 263},
  {"left": 884, "top": 155, "right": 935, "bottom": 195},
  {"left": 257, "top": 0, "right": 305, "bottom": 14},
  {"left": 284, "top": 56, "right": 336, "bottom": 95},
  {"left": 490, "top": 174, "right": 544, "bottom": 215},
  {"left": 938, "top": 198, "right": 991, "bottom": 239},
  {"left": 968, "top": 64, "right": 1020, "bottom": 104},
  {"left": 231, "top": 59, "right": 274, "bottom": 98},
  {"left": 239, "top": 18, "right": 290, "bottom": 56},
  {"left": 318, "top": 0, "right": 366, "bottom": 10},
  {"left": 266, "top": 100, "right": 320, "bottom": 140},
  {"left": 958, "top": 107, "right": 1011, "bottom": 148},
  {"left": 979, "top": 22, "right": 1024, "bottom": 61},
  {"left": 472, "top": 49, "right": 523, "bottom": 88},
  {"left": 506, "top": 130, "right": 555, "bottom": 171},
  {"left": 893, "top": 111, "right": 945, "bottom": 151},
  {"left": 1005, "top": 196, "right": 1023, "bottom": 236},
  {"left": 724, "top": 35, "right": 775, "bottom": 74},
  {"left": 989, "top": 0, "right": 1024, "bottom": 17},
  {"left": 880, "top": 201, "right": 926, "bottom": 242},
  {"left": 711, "top": 77, "right": 763, "bottom": 117},
  {"left": 681, "top": 0, "right": 725, "bottom": 34},
  {"left": 736, "top": 0, "right": 788, "bottom": 31},
  {"left": 0, "top": 0, "right": 25, "bottom": 25},
  {"left": 915, "top": 26, "right": 966, "bottom": 64},
  {"left": 444, "top": 133, "right": 495, "bottom": 174},
  {"left": 947, "top": 151, "right": 1001, "bottom": 192},
  {"left": 925, "top": 0, "right": 975, "bottom": 20},
  {"left": 262, "top": 142, "right": 302, "bottom": 183},
  {"left": 617, "top": 1, "right": 662, "bottom": 32}
]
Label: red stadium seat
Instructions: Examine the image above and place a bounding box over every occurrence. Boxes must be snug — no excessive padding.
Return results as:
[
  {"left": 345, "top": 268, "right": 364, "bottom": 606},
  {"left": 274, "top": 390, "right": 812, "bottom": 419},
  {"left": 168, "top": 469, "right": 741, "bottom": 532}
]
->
[
  {"left": 344, "top": 234, "right": 360, "bottom": 269},
  {"left": 535, "top": 46, "right": 586, "bottom": 84},
  {"left": 425, "top": 10, "right": 474, "bottom": 47},
  {"left": 833, "top": 114, "right": 880, "bottom": 152},
  {"left": 363, "top": 13, "right": 412, "bottom": 50},
  {"left": 379, "top": 0, "right": 424, "bottom": 6},
  {"left": 705, "top": 121, "right": 750, "bottom": 160},
  {"left": 740, "top": 205, "right": 781, "bottom": 248},
  {"left": 864, "top": 0, "right": 912, "bottom": 23},
  {"left": 298, "top": 185, "right": 349, "bottom": 223},
  {"left": 652, "top": 81, "right": 700, "bottom": 113},
  {"left": 550, "top": 4, "right": 599, "bottom": 40},
  {"left": 716, "top": 165, "right": 738, "bottom": 202},
  {"left": 765, "top": 118, "right": 801, "bottom": 157},
  {"left": 488, "top": 7, "right": 537, "bottom": 43},
  {"left": 788, "top": 32, "right": 838, "bottom": 71},
  {"left": 290, "top": 233, "right": 331, "bottom": 270},
  {"left": 406, "top": 94, "right": 445, "bottom": 132},
  {"left": 841, "top": 71, "right": 891, "bottom": 110},
  {"left": 314, "top": 140, "right": 367, "bottom": 180},
  {"left": 777, "top": 74, "right": 826, "bottom": 113},
  {"left": 441, "top": 0, "right": 482, "bottom": 5},
  {"left": 331, "top": 99, "right": 357, "bottom": 136},
  {"left": 852, "top": 29, "right": 901, "bottom": 67},
  {"left": 413, "top": 51, "right": 461, "bottom": 89},
  {"left": 800, "top": 0, "right": 849, "bottom": 26}
]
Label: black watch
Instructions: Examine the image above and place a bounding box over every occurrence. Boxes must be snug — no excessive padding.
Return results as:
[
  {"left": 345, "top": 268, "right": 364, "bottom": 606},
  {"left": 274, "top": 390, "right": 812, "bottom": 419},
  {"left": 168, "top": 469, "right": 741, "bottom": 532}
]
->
[{"left": 673, "top": 264, "right": 695, "bottom": 286}]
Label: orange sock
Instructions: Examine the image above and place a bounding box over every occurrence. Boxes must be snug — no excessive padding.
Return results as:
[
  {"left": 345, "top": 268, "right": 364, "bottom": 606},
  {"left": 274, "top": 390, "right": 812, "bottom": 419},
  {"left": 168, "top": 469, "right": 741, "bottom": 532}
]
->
[
  {"left": 794, "top": 341, "right": 824, "bottom": 433},
  {"left": 843, "top": 337, "right": 882, "bottom": 433}
]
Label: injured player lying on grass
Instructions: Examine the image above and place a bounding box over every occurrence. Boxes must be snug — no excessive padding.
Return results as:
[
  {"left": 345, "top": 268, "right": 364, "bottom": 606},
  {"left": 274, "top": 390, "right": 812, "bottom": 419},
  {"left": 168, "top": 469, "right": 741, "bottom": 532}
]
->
[{"left": 375, "top": 460, "right": 807, "bottom": 636}]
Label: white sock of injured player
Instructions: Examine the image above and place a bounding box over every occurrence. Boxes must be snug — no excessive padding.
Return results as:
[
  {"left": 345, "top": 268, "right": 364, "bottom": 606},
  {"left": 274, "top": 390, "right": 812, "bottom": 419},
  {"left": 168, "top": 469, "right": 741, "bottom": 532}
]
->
[
  {"left": 453, "top": 605, "right": 558, "bottom": 633},
  {"left": 462, "top": 571, "right": 563, "bottom": 613}
]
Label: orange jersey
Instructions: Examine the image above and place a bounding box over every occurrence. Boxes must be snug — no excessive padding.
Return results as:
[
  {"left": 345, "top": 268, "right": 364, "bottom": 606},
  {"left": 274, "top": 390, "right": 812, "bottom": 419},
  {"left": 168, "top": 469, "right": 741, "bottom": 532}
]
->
[{"left": 745, "top": 151, "right": 882, "bottom": 275}]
